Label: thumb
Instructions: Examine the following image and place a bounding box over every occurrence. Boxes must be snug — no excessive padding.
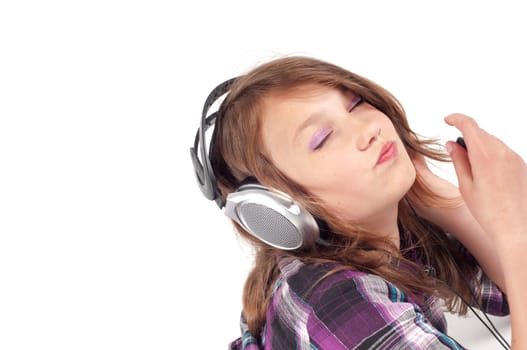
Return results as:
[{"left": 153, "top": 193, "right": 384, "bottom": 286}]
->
[{"left": 446, "top": 141, "right": 473, "bottom": 192}]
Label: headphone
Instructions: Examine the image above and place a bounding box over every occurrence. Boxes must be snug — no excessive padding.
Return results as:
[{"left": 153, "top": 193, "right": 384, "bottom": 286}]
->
[{"left": 189, "top": 78, "right": 320, "bottom": 250}]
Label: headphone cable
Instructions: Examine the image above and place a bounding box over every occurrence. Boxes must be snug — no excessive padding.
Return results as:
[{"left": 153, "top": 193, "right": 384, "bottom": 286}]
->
[{"left": 407, "top": 201, "right": 511, "bottom": 349}]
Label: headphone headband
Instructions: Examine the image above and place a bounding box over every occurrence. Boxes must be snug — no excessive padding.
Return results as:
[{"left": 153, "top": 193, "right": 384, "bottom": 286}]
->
[{"left": 190, "top": 77, "right": 239, "bottom": 208}]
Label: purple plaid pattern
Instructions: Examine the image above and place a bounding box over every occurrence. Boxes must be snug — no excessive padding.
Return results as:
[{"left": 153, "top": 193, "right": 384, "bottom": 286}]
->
[{"left": 229, "top": 255, "right": 508, "bottom": 349}]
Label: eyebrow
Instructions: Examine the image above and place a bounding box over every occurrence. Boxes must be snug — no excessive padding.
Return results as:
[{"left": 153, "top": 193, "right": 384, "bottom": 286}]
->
[
  {"left": 294, "top": 112, "right": 325, "bottom": 143},
  {"left": 291, "top": 88, "right": 353, "bottom": 143}
]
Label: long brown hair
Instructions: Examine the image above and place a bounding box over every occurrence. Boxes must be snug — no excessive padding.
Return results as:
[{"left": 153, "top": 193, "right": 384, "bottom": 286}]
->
[{"left": 210, "top": 56, "right": 479, "bottom": 335}]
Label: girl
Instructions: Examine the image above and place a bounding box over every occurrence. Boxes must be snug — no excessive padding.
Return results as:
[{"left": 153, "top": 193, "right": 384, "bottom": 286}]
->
[{"left": 191, "top": 56, "right": 526, "bottom": 349}]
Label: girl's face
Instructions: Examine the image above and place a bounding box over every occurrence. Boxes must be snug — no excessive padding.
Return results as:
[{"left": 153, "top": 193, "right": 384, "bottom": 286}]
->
[{"left": 260, "top": 84, "right": 416, "bottom": 234}]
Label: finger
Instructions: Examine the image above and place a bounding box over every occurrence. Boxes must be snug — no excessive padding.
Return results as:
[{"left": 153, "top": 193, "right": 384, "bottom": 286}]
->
[
  {"left": 444, "top": 113, "right": 488, "bottom": 161},
  {"left": 446, "top": 140, "right": 473, "bottom": 192},
  {"left": 444, "top": 113, "right": 478, "bottom": 128},
  {"left": 444, "top": 114, "right": 481, "bottom": 140}
]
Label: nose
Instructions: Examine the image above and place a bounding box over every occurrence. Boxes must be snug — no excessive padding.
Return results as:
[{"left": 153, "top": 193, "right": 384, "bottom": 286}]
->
[{"left": 356, "top": 121, "right": 381, "bottom": 151}]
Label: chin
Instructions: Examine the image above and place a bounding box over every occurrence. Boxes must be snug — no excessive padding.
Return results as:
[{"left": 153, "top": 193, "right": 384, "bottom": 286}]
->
[
  {"left": 406, "top": 163, "right": 417, "bottom": 188},
  {"left": 394, "top": 161, "right": 417, "bottom": 199}
]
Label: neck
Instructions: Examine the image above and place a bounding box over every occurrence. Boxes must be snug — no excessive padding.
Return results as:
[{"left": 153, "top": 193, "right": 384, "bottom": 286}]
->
[{"left": 361, "top": 205, "right": 401, "bottom": 250}]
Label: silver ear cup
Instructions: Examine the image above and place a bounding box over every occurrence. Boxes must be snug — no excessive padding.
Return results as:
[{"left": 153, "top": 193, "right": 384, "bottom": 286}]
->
[{"left": 224, "top": 184, "right": 319, "bottom": 250}]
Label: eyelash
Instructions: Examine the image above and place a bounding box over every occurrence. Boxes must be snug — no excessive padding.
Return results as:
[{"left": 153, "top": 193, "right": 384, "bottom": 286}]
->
[{"left": 312, "top": 95, "right": 363, "bottom": 150}]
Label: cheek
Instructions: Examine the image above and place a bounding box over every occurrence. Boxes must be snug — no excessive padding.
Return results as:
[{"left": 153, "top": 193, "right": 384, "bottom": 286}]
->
[
  {"left": 388, "top": 160, "right": 416, "bottom": 193},
  {"left": 312, "top": 163, "right": 373, "bottom": 217},
  {"left": 397, "top": 142, "right": 417, "bottom": 176},
  {"left": 402, "top": 153, "right": 417, "bottom": 188},
  {"left": 328, "top": 152, "right": 416, "bottom": 219},
  {"left": 317, "top": 155, "right": 366, "bottom": 187}
]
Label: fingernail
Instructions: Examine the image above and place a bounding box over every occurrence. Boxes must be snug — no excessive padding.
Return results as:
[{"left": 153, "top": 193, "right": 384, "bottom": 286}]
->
[{"left": 445, "top": 142, "right": 453, "bottom": 154}]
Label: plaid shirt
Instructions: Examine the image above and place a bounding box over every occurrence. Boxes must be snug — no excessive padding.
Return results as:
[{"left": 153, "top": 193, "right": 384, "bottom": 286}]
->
[{"left": 229, "top": 253, "right": 508, "bottom": 350}]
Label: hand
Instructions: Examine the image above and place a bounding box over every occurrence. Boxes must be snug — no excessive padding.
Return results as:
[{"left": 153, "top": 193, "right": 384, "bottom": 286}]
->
[
  {"left": 445, "top": 113, "right": 527, "bottom": 244},
  {"left": 412, "top": 151, "right": 460, "bottom": 200}
]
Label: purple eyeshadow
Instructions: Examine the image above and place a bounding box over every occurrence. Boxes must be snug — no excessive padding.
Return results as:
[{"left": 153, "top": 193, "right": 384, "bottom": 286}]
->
[
  {"left": 309, "top": 128, "right": 332, "bottom": 150},
  {"left": 348, "top": 95, "right": 362, "bottom": 111}
]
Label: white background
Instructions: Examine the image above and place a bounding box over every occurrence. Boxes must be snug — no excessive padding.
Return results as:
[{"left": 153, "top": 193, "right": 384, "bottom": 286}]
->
[{"left": 0, "top": 1, "right": 523, "bottom": 349}]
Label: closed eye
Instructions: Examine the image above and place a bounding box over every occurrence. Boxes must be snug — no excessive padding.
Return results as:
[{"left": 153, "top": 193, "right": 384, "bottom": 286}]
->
[
  {"left": 348, "top": 95, "right": 363, "bottom": 112},
  {"left": 309, "top": 127, "right": 333, "bottom": 151},
  {"left": 307, "top": 94, "right": 362, "bottom": 151}
]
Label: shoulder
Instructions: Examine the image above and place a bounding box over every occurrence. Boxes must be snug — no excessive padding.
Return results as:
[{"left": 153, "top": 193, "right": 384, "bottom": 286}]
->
[{"left": 276, "top": 257, "right": 405, "bottom": 306}]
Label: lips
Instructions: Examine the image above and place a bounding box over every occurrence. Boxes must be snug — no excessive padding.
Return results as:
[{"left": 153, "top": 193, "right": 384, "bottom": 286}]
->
[{"left": 376, "top": 141, "right": 397, "bottom": 165}]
